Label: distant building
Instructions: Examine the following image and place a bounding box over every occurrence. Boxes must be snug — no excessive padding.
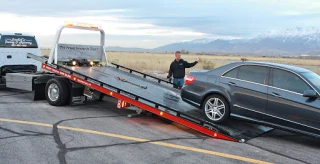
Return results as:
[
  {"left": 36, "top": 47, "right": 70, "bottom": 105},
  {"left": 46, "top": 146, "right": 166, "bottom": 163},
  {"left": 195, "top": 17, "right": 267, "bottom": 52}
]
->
[{"left": 300, "top": 54, "right": 309, "bottom": 57}]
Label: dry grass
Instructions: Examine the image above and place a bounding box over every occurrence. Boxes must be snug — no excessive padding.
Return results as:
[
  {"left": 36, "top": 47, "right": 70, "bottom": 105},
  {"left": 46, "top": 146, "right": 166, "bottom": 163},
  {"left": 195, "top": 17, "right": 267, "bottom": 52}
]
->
[
  {"left": 41, "top": 49, "right": 50, "bottom": 56},
  {"left": 40, "top": 49, "right": 320, "bottom": 75},
  {"left": 105, "top": 52, "right": 320, "bottom": 74},
  {"left": 107, "top": 52, "right": 228, "bottom": 73}
]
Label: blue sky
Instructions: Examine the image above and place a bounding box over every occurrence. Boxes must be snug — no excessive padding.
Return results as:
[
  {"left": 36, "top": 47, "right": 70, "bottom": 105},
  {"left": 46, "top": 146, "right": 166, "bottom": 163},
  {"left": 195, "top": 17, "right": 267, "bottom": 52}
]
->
[{"left": 1, "top": 0, "right": 320, "bottom": 48}]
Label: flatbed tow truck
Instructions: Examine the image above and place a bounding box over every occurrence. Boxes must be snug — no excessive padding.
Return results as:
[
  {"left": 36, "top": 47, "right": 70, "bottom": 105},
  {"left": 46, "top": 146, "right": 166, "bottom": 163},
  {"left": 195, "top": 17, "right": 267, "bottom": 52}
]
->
[{"left": 1, "top": 22, "right": 272, "bottom": 143}]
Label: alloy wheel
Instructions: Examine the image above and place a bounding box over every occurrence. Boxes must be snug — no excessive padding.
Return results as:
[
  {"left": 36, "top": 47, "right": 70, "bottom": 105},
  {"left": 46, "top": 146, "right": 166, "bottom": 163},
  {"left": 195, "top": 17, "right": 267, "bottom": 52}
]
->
[{"left": 204, "top": 98, "right": 226, "bottom": 121}]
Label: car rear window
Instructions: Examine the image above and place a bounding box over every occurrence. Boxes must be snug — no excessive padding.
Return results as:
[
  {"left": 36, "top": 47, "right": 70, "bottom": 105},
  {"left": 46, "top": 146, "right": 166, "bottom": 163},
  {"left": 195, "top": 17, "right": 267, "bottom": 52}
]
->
[
  {"left": 0, "top": 35, "right": 38, "bottom": 48},
  {"left": 237, "top": 65, "right": 269, "bottom": 84},
  {"left": 223, "top": 67, "right": 239, "bottom": 78}
]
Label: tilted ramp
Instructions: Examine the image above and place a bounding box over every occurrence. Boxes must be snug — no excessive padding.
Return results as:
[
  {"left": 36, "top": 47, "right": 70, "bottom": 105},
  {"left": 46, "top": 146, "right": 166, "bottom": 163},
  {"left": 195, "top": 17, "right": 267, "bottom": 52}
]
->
[{"left": 38, "top": 58, "right": 272, "bottom": 142}]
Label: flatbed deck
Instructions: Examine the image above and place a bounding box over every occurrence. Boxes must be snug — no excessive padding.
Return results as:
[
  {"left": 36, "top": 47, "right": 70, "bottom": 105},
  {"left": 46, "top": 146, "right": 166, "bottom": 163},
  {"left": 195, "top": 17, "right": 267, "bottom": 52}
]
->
[{"left": 60, "top": 64, "right": 272, "bottom": 141}]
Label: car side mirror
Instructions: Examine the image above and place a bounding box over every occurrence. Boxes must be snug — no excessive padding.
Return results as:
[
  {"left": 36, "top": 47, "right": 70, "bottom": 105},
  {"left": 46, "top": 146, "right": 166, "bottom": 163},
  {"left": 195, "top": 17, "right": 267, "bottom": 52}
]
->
[{"left": 303, "top": 90, "right": 318, "bottom": 98}]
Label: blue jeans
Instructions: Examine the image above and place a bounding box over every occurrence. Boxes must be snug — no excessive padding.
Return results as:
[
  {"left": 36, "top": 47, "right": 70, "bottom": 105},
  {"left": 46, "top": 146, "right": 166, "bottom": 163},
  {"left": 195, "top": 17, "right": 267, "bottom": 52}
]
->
[{"left": 173, "top": 78, "right": 184, "bottom": 89}]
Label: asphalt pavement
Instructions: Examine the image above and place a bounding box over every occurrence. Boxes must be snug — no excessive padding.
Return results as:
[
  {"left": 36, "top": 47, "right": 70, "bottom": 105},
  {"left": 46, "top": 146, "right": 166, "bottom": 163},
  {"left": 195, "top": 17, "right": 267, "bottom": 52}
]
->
[{"left": 0, "top": 89, "right": 319, "bottom": 164}]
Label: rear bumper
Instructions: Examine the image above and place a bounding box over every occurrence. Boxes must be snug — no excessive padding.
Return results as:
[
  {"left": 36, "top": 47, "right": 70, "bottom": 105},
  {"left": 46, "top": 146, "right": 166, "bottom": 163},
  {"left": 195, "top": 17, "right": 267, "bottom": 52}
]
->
[{"left": 181, "top": 88, "right": 202, "bottom": 108}]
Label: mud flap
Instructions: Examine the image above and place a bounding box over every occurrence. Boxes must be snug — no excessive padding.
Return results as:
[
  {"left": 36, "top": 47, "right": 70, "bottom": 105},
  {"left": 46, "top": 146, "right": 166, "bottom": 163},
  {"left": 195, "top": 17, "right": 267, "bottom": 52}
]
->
[
  {"left": 0, "top": 76, "right": 5, "bottom": 89},
  {"left": 33, "top": 83, "right": 46, "bottom": 101},
  {"left": 69, "top": 82, "right": 87, "bottom": 106}
]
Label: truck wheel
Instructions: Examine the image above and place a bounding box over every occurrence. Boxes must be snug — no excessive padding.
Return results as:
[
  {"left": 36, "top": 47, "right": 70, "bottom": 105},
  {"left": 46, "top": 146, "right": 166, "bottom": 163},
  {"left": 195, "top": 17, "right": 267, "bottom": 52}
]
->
[
  {"left": 202, "top": 95, "right": 230, "bottom": 123},
  {"left": 45, "top": 78, "right": 69, "bottom": 106}
]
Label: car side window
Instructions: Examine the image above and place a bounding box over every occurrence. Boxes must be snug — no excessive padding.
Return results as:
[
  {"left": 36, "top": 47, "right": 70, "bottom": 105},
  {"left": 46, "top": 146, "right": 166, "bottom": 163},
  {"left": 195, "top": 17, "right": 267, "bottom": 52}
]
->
[
  {"left": 237, "top": 65, "right": 269, "bottom": 84},
  {"left": 272, "top": 69, "right": 311, "bottom": 94},
  {"left": 223, "top": 67, "right": 239, "bottom": 78}
]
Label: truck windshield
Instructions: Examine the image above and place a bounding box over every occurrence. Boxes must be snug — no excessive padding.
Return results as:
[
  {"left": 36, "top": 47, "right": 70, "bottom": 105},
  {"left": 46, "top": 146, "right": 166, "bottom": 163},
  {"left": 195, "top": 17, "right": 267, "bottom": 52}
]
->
[{"left": 0, "top": 35, "right": 38, "bottom": 48}]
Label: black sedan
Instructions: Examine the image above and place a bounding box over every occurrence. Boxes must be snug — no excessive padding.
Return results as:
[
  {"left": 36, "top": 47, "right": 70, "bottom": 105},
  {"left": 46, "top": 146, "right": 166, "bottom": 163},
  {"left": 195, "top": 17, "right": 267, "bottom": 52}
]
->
[{"left": 181, "top": 61, "right": 320, "bottom": 138}]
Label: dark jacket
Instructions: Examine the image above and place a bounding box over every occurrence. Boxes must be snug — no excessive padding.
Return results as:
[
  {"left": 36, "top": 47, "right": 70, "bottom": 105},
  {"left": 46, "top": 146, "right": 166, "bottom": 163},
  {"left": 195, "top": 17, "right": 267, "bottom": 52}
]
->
[{"left": 167, "top": 59, "right": 198, "bottom": 78}]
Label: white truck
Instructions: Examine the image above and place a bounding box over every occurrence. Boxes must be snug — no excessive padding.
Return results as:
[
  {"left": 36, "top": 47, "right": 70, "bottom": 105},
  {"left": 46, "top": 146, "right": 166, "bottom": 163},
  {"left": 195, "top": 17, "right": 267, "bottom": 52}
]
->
[{"left": 0, "top": 33, "right": 42, "bottom": 87}]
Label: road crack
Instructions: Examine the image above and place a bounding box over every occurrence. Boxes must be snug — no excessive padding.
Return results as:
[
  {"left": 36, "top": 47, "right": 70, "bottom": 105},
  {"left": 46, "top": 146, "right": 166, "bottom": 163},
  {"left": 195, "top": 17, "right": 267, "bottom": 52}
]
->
[
  {"left": 51, "top": 115, "right": 128, "bottom": 164},
  {"left": 246, "top": 142, "right": 310, "bottom": 164},
  {"left": 0, "top": 127, "right": 51, "bottom": 140},
  {"left": 0, "top": 127, "right": 52, "bottom": 147},
  {"left": 1, "top": 115, "right": 207, "bottom": 164}
]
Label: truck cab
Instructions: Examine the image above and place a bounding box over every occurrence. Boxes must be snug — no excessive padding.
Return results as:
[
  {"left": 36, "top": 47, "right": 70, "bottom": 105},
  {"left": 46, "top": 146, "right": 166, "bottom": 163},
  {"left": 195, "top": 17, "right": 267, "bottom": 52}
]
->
[{"left": 0, "top": 33, "right": 42, "bottom": 78}]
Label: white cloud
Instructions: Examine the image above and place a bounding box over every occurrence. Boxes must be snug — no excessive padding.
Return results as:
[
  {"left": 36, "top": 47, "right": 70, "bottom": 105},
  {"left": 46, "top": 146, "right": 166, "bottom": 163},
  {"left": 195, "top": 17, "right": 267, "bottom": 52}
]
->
[
  {"left": 0, "top": 11, "right": 209, "bottom": 48},
  {"left": 78, "top": 9, "right": 130, "bottom": 13},
  {"left": 261, "top": 0, "right": 320, "bottom": 16},
  {"left": 0, "top": 12, "right": 206, "bottom": 36},
  {"left": 279, "top": 11, "right": 303, "bottom": 16}
]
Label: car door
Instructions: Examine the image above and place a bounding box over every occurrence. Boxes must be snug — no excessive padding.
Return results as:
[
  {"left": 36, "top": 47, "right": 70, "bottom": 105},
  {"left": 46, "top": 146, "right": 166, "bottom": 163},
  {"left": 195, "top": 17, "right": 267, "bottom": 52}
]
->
[
  {"left": 220, "top": 65, "right": 270, "bottom": 119},
  {"left": 266, "top": 68, "right": 320, "bottom": 135}
]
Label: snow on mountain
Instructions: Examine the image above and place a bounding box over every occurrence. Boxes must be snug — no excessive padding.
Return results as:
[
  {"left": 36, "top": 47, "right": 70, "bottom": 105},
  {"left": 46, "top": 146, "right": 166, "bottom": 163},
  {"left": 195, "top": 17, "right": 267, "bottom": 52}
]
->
[
  {"left": 108, "top": 27, "right": 320, "bottom": 55},
  {"left": 253, "top": 27, "right": 320, "bottom": 43},
  {"left": 258, "top": 27, "right": 320, "bottom": 37},
  {"left": 183, "top": 38, "right": 217, "bottom": 44}
]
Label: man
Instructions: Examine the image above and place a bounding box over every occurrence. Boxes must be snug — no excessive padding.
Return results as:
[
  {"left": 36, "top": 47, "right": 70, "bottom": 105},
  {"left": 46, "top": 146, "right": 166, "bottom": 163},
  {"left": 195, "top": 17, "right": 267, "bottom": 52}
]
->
[{"left": 167, "top": 51, "right": 200, "bottom": 89}]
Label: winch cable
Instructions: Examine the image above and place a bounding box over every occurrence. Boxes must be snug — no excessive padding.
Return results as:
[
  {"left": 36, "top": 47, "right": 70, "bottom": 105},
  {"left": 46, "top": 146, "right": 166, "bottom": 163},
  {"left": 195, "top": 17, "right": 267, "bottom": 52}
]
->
[
  {"left": 116, "top": 76, "right": 147, "bottom": 89},
  {"left": 90, "top": 67, "right": 148, "bottom": 89}
]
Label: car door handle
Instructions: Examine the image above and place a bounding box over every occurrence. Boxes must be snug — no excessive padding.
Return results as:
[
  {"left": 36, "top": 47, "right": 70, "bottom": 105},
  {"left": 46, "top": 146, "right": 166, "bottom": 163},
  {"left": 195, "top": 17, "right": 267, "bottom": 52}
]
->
[
  {"left": 7, "top": 55, "right": 12, "bottom": 59},
  {"left": 271, "top": 92, "right": 281, "bottom": 98},
  {"left": 228, "top": 82, "right": 236, "bottom": 86}
]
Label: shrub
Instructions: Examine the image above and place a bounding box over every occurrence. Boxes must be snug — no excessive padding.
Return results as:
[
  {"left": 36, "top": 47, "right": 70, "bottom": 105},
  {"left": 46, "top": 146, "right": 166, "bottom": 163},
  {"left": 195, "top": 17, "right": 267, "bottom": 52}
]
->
[{"left": 200, "top": 59, "right": 215, "bottom": 70}]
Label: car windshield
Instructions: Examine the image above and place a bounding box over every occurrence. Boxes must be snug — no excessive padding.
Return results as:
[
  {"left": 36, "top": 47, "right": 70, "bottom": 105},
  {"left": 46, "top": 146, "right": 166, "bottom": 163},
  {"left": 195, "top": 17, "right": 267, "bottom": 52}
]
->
[{"left": 301, "top": 72, "right": 320, "bottom": 91}]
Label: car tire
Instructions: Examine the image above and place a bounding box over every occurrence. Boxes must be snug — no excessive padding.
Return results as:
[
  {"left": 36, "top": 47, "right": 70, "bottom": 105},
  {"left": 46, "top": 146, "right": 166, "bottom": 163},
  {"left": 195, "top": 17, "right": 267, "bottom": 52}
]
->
[
  {"left": 202, "top": 94, "right": 230, "bottom": 123},
  {"left": 45, "top": 78, "right": 70, "bottom": 106}
]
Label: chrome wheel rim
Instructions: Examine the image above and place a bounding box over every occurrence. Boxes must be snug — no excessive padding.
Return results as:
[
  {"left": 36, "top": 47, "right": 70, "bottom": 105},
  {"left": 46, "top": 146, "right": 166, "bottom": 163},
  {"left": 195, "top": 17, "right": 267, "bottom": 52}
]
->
[
  {"left": 204, "top": 98, "right": 225, "bottom": 121},
  {"left": 48, "top": 83, "right": 59, "bottom": 101}
]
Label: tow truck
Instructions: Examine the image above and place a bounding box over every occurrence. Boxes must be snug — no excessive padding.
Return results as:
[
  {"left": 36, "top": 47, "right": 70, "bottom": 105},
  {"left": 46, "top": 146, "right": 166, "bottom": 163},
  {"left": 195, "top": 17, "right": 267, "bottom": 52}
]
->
[{"left": 1, "top": 22, "right": 272, "bottom": 143}]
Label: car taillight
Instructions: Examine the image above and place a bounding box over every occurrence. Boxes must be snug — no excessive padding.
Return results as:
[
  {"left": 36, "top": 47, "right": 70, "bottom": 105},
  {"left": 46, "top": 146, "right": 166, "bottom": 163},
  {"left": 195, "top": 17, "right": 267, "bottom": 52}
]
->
[{"left": 185, "top": 75, "right": 196, "bottom": 85}]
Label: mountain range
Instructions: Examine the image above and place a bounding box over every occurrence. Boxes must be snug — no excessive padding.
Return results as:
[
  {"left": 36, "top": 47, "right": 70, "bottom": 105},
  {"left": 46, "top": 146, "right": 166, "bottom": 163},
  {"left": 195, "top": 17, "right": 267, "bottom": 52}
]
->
[{"left": 105, "top": 27, "right": 320, "bottom": 56}]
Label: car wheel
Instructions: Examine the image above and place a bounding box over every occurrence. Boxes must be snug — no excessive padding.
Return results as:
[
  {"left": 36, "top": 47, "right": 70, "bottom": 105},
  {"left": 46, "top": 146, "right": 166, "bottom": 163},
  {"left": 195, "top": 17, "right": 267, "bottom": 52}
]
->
[
  {"left": 202, "top": 94, "right": 230, "bottom": 123},
  {"left": 45, "top": 78, "right": 70, "bottom": 106}
]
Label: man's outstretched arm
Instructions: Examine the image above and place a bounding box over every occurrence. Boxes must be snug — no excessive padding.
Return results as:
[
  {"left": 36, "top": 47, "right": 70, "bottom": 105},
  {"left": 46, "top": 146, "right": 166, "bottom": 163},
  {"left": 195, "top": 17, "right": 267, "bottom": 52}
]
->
[
  {"left": 183, "top": 61, "right": 198, "bottom": 68},
  {"left": 184, "top": 57, "right": 200, "bottom": 68}
]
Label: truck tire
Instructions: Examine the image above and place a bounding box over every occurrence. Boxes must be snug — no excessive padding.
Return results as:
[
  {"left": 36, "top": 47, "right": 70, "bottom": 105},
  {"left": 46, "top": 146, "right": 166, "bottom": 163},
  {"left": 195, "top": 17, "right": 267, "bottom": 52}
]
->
[{"left": 45, "top": 78, "right": 70, "bottom": 106}]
